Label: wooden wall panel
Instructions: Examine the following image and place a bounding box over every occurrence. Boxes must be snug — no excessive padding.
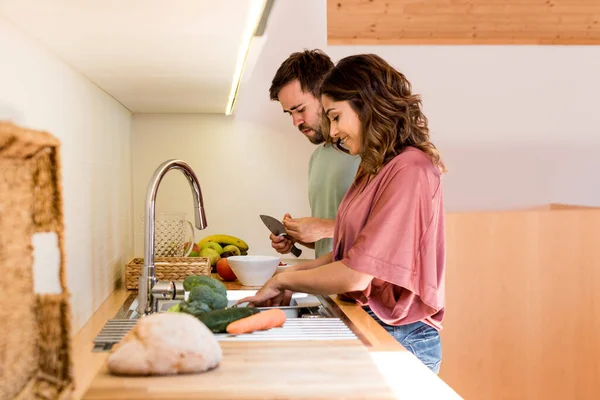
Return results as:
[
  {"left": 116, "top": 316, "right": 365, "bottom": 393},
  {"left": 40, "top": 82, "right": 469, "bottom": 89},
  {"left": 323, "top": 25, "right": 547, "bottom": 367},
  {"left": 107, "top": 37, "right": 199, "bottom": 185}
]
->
[
  {"left": 439, "top": 208, "right": 600, "bottom": 399},
  {"left": 328, "top": 0, "right": 600, "bottom": 44}
]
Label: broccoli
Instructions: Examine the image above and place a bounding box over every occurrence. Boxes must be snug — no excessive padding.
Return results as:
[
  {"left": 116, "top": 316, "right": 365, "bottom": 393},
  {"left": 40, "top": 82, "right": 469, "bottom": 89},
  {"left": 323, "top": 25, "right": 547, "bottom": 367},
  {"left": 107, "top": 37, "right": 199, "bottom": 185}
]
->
[
  {"left": 167, "top": 302, "right": 182, "bottom": 313},
  {"left": 179, "top": 275, "right": 228, "bottom": 317},
  {"left": 180, "top": 300, "right": 212, "bottom": 316},
  {"left": 183, "top": 275, "right": 227, "bottom": 296},
  {"left": 187, "top": 285, "right": 228, "bottom": 311}
]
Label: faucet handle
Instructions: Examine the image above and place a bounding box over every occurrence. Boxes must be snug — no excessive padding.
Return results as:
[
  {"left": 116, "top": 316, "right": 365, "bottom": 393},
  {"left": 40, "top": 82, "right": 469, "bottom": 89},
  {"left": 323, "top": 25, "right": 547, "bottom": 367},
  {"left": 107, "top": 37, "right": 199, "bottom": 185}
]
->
[
  {"left": 151, "top": 281, "right": 176, "bottom": 301},
  {"left": 173, "top": 281, "right": 185, "bottom": 300}
]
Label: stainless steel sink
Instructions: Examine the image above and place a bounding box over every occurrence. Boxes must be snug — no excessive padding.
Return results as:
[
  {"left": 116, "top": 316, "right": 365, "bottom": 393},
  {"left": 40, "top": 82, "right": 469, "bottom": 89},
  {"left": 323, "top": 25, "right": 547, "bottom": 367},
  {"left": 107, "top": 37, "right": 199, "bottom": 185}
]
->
[
  {"left": 92, "top": 290, "right": 359, "bottom": 351},
  {"left": 114, "top": 290, "right": 328, "bottom": 320}
]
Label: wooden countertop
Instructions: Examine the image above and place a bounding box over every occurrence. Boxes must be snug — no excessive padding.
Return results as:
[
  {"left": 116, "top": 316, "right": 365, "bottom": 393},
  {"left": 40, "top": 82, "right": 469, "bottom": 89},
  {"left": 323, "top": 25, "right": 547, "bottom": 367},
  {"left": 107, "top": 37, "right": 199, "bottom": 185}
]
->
[
  {"left": 83, "top": 341, "right": 395, "bottom": 399},
  {"left": 73, "top": 276, "right": 462, "bottom": 399}
]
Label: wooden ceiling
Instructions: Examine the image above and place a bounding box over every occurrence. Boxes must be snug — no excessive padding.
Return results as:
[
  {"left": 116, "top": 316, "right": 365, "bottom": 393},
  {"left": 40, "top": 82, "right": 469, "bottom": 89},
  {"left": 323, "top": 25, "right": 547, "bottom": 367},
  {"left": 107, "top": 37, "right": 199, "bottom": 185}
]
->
[{"left": 327, "top": 0, "right": 600, "bottom": 45}]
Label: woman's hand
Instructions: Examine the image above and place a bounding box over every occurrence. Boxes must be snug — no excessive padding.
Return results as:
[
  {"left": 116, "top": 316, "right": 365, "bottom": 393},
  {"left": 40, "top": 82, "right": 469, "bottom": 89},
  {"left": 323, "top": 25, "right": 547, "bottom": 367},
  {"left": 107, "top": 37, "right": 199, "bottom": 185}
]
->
[
  {"left": 237, "top": 260, "right": 372, "bottom": 308},
  {"left": 236, "top": 275, "right": 292, "bottom": 307}
]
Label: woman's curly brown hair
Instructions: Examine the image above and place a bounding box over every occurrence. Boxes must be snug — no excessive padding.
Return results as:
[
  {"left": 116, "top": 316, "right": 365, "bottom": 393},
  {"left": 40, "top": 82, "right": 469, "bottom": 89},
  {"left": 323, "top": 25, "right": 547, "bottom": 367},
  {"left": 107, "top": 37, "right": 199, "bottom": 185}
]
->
[{"left": 320, "top": 54, "right": 446, "bottom": 179}]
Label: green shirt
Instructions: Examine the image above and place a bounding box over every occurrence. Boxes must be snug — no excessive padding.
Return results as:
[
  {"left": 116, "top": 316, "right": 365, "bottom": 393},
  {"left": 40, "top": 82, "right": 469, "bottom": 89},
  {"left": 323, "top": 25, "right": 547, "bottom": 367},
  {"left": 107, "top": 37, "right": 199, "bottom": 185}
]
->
[{"left": 308, "top": 144, "right": 361, "bottom": 258}]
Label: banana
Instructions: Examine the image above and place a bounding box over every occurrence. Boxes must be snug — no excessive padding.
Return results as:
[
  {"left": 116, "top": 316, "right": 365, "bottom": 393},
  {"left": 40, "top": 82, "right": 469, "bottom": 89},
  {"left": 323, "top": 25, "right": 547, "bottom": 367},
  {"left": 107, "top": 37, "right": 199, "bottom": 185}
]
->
[{"left": 198, "top": 234, "right": 249, "bottom": 252}]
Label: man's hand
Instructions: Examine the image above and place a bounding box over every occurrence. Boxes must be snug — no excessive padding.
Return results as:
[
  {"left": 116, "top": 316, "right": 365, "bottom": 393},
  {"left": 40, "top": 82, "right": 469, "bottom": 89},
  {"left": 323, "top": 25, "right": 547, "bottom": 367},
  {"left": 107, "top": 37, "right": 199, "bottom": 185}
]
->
[
  {"left": 283, "top": 216, "right": 328, "bottom": 243},
  {"left": 270, "top": 214, "right": 334, "bottom": 251},
  {"left": 270, "top": 233, "right": 293, "bottom": 254}
]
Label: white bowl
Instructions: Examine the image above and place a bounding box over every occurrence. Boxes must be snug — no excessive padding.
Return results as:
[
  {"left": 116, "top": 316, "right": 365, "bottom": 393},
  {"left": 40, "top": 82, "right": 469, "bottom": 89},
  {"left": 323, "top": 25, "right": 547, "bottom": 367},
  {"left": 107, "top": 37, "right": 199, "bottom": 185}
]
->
[
  {"left": 275, "top": 258, "right": 300, "bottom": 274},
  {"left": 227, "top": 255, "right": 280, "bottom": 287},
  {"left": 275, "top": 263, "right": 290, "bottom": 275}
]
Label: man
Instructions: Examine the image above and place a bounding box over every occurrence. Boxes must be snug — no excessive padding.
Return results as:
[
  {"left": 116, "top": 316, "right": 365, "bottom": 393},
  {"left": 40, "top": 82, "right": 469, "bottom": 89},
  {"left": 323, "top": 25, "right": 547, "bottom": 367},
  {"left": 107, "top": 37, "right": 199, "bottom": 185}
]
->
[{"left": 268, "top": 49, "right": 360, "bottom": 258}]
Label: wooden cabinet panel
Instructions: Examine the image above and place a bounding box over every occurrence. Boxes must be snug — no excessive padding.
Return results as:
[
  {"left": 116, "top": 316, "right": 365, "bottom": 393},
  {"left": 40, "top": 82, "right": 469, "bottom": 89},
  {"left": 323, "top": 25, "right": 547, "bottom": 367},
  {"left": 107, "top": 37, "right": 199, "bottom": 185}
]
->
[
  {"left": 328, "top": 0, "right": 600, "bottom": 44},
  {"left": 440, "top": 207, "right": 600, "bottom": 399}
]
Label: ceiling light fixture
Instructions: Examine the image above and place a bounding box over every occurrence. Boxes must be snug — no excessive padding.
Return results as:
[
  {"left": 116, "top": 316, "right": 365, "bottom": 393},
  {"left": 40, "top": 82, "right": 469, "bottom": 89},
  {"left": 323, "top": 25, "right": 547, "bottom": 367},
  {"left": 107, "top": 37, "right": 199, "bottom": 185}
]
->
[{"left": 225, "top": 0, "right": 268, "bottom": 116}]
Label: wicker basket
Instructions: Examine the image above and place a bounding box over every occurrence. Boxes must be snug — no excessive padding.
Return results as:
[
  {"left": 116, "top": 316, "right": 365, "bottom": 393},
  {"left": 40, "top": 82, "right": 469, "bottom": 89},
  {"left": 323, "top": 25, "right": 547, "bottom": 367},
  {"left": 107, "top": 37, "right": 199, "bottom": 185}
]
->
[
  {"left": 0, "top": 122, "right": 72, "bottom": 399},
  {"left": 125, "top": 257, "right": 211, "bottom": 289}
]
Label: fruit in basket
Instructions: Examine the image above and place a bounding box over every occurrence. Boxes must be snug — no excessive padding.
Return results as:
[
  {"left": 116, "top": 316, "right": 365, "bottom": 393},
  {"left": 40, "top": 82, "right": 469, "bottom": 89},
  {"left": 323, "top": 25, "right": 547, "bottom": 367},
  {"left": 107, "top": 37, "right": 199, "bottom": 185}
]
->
[
  {"left": 200, "top": 241, "right": 223, "bottom": 255},
  {"left": 185, "top": 242, "right": 201, "bottom": 257},
  {"left": 198, "top": 234, "right": 249, "bottom": 253},
  {"left": 199, "top": 248, "right": 220, "bottom": 267},
  {"left": 216, "top": 258, "right": 237, "bottom": 281},
  {"left": 221, "top": 244, "right": 241, "bottom": 256}
]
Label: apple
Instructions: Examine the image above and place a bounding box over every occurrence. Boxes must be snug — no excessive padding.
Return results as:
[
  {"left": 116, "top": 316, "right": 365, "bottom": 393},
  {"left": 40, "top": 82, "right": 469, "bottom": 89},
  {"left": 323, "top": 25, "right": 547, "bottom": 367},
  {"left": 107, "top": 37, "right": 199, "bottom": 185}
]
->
[
  {"left": 200, "top": 241, "right": 223, "bottom": 255},
  {"left": 199, "top": 248, "right": 221, "bottom": 267},
  {"left": 216, "top": 258, "right": 237, "bottom": 281},
  {"left": 184, "top": 242, "right": 201, "bottom": 256}
]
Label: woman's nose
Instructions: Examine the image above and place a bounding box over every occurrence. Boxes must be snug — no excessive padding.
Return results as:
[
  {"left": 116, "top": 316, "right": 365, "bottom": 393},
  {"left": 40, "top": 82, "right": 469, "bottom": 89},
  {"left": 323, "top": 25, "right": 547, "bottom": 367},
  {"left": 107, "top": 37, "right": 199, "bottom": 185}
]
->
[{"left": 329, "top": 125, "right": 339, "bottom": 138}]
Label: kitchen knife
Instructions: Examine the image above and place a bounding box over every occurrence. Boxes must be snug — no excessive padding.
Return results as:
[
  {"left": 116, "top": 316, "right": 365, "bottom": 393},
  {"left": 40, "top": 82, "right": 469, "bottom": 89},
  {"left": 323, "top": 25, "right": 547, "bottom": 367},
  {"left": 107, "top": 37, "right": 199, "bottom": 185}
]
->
[{"left": 259, "top": 214, "right": 302, "bottom": 257}]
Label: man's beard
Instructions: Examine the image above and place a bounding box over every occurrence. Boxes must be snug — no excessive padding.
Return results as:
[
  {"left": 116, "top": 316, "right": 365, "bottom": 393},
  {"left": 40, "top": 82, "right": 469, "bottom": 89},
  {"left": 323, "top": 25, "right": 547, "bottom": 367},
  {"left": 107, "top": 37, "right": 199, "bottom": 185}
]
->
[{"left": 298, "top": 123, "right": 325, "bottom": 145}]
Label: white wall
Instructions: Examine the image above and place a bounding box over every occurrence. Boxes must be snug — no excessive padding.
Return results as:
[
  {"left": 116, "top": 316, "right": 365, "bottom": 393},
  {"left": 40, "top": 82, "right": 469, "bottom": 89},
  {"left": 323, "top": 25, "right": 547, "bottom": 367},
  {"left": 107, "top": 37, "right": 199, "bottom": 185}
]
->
[
  {"left": 132, "top": 114, "right": 316, "bottom": 258},
  {"left": 233, "top": 0, "right": 600, "bottom": 211},
  {"left": 0, "top": 17, "right": 133, "bottom": 331},
  {"left": 131, "top": 0, "right": 600, "bottom": 259}
]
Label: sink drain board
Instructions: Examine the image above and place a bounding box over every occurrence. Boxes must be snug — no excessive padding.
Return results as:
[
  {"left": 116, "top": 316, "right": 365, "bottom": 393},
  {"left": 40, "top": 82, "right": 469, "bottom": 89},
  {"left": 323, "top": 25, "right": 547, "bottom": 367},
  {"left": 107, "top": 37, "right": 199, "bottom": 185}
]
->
[{"left": 93, "top": 318, "right": 357, "bottom": 352}]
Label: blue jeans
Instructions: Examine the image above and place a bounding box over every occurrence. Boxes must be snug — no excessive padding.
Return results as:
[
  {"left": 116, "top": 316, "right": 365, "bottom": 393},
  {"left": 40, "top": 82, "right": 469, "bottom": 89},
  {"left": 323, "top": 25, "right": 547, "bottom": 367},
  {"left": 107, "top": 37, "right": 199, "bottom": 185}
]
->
[{"left": 364, "top": 307, "right": 442, "bottom": 374}]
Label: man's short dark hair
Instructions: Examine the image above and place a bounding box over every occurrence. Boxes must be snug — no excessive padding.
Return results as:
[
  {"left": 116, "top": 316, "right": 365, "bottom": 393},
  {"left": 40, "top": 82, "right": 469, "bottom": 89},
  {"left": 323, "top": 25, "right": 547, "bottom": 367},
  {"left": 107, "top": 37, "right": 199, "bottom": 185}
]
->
[{"left": 269, "top": 49, "right": 334, "bottom": 101}]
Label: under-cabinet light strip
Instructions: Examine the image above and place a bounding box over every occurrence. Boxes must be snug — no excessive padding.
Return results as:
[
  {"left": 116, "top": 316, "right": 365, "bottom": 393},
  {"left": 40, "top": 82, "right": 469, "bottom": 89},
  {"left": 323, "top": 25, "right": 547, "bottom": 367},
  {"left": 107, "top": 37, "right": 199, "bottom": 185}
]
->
[{"left": 225, "top": 0, "right": 267, "bottom": 116}]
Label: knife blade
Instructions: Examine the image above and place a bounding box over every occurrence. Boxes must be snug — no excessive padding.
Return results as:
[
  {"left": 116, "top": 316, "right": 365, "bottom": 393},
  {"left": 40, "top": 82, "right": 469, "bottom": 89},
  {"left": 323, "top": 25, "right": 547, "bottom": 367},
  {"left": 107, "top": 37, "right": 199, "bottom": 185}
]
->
[{"left": 259, "top": 214, "right": 302, "bottom": 257}]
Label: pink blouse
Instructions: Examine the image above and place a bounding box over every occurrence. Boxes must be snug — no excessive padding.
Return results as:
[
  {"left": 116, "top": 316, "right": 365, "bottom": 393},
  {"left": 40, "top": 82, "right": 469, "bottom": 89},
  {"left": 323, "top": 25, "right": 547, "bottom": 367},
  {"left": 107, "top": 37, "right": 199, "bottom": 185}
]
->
[{"left": 333, "top": 147, "right": 446, "bottom": 330}]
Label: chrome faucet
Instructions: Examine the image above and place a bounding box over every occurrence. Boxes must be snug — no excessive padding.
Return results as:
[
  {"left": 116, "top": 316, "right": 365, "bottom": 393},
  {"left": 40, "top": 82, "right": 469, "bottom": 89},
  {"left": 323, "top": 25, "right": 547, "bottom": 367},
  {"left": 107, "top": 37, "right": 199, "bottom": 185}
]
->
[{"left": 137, "top": 159, "right": 207, "bottom": 315}]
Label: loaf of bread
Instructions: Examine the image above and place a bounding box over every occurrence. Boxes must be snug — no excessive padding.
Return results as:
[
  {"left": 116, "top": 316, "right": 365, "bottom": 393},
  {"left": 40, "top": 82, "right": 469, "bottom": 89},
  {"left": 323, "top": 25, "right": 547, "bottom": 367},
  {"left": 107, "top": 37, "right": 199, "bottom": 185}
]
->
[{"left": 107, "top": 312, "right": 222, "bottom": 376}]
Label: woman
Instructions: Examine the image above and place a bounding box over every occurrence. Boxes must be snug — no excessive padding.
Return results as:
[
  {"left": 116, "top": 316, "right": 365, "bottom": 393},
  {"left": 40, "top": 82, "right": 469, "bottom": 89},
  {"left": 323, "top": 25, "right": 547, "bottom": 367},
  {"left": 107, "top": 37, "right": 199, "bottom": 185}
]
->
[{"left": 239, "top": 54, "right": 446, "bottom": 373}]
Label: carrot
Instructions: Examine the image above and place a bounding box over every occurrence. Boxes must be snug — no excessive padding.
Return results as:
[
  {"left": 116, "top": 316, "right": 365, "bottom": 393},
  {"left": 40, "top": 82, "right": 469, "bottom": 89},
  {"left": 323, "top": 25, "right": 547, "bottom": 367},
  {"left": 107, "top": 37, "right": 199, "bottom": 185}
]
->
[{"left": 226, "top": 308, "right": 287, "bottom": 334}]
